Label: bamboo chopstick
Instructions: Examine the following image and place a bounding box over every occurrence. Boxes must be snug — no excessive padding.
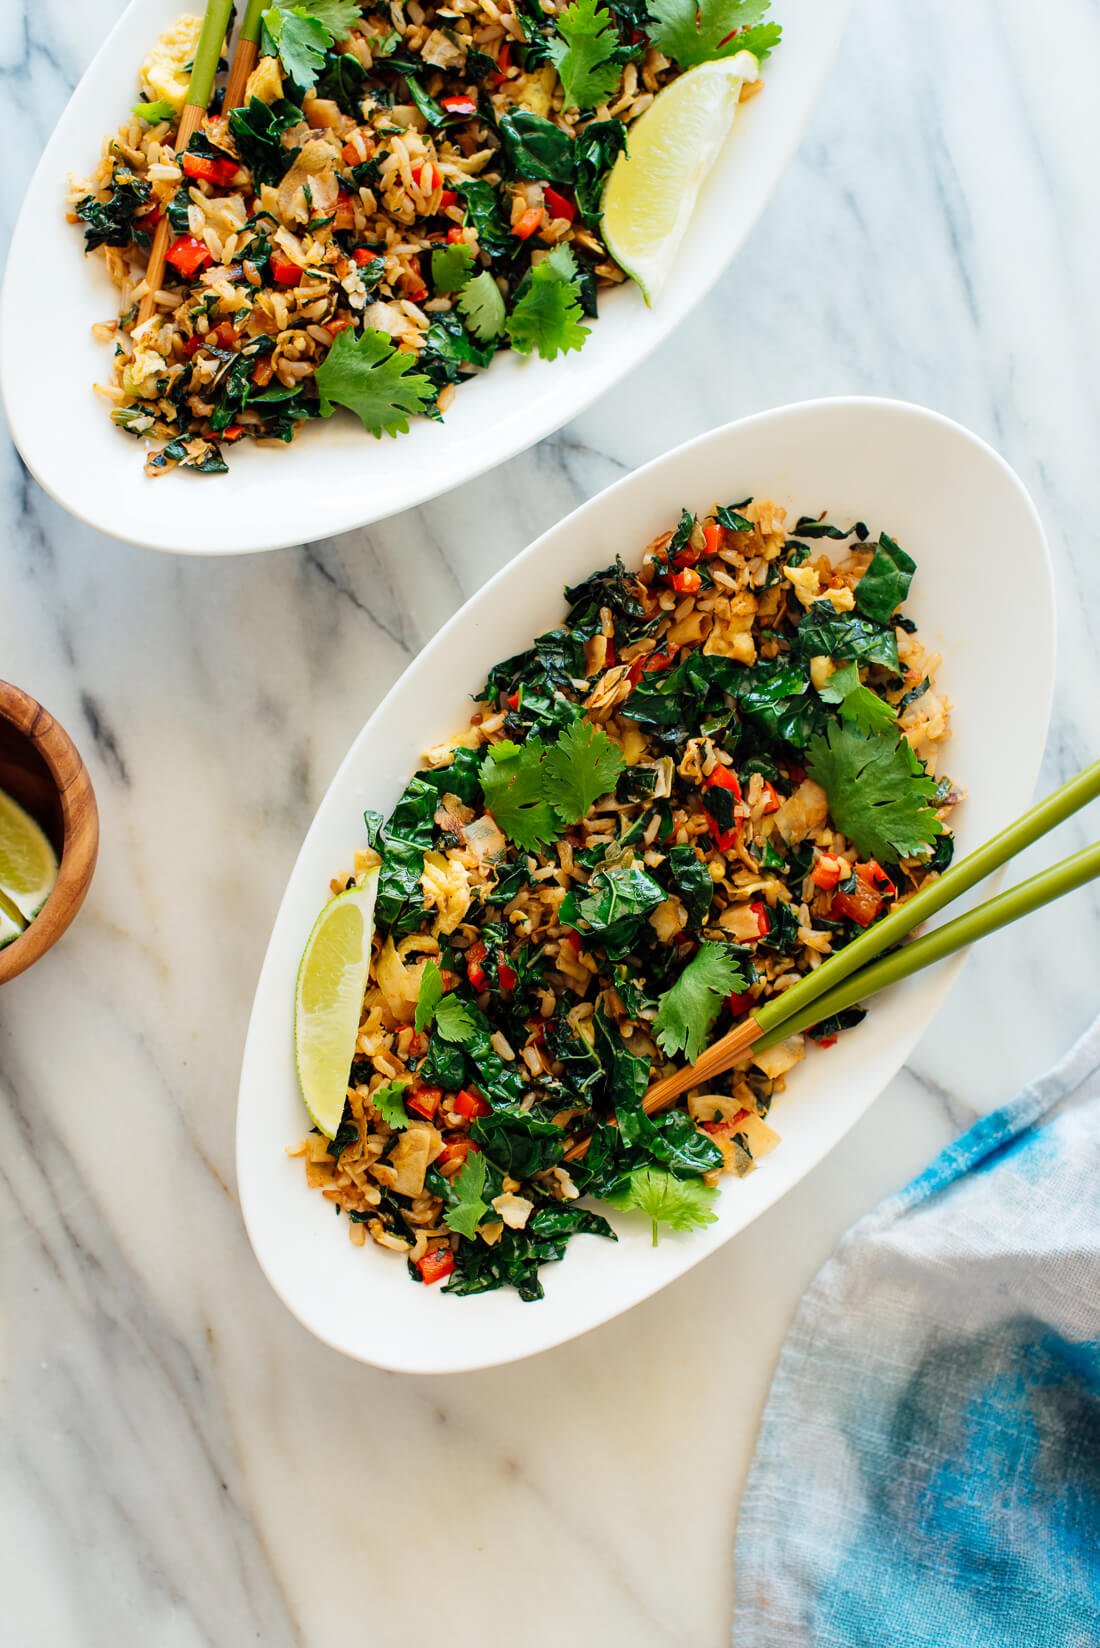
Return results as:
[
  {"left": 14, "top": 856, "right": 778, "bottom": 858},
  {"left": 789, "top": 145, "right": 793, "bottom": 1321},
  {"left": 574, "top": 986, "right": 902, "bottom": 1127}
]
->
[
  {"left": 137, "top": 0, "right": 235, "bottom": 327},
  {"left": 742, "top": 839, "right": 1100, "bottom": 1060},
  {"left": 224, "top": 0, "right": 267, "bottom": 112},
  {"left": 642, "top": 758, "right": 1100, "bottom": 1116}
]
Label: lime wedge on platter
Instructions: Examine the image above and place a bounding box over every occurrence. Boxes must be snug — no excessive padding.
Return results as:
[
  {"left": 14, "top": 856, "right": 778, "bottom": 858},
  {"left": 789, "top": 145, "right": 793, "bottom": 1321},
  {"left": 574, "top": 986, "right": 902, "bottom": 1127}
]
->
[
  {"left": 601, "top": 51, "right": 761, "bottom": 304},
  {"left": 294, "top": 873, "right": 378, "bottom": 1138}
]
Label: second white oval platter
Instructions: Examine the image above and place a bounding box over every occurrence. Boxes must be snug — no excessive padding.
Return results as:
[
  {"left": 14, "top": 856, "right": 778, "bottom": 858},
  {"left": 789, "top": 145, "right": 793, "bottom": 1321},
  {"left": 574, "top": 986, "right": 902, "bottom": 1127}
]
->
[
  {"left": 1, "top": 0, "right": 850, "bottom": 554},
  {"left": 237, "top": 398, "right": 1055, "bottom": 1373}
]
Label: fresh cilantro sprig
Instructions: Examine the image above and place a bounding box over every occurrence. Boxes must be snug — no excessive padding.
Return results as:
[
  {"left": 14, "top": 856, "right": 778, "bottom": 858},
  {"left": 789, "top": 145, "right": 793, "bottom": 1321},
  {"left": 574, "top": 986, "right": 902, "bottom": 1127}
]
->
[
  {"left": 479, "top": 720, "right": 625, "bottom": 850},
  {"left": 507, "top": 246, "right": 590, "bottom": 362},
  {"left": 806, "top": 721, "right": 944, "bottom": 864},
  {"left": 547, "top": 0, "right": 622, "bottom": 111},
  {"left": 313, "top": 327, "right": 435, "bottom": 437},
  {"left": 262, "top": 0, "right": 359, "bottom": 87},
  {"left": 370, "top": 1077, "right": 411, "bottom": 1130},
  {"left": 647, "top": 0, "right": 780, "bottom": 69},
  {"left": 607, "top": 1166, "right": 719, "bottom": 1245},
  {"left": 653, "top": 941, "right": 750, "bottom": 1063},
  {"left": 444, "top": 1151, "right": 492, "bottom": 1238},
  {"left": 430, "top": 241, "right": 475, "bottom": 295},
  {"left": 459, "top": 271, "right": 506, "bottom": 341},
  {"left": 415, "top": 959, "right": 478, "bottom": 1042},
  {"left": 817, "top": 661, "right": 898, "bottom": 736}
]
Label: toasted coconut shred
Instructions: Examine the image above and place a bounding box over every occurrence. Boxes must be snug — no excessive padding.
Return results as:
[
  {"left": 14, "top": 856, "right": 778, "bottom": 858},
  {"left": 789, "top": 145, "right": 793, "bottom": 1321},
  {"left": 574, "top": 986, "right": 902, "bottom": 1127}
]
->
[
  {"left": 290, "top": 502, "right": 957, "bottom": 1300},
  {"left": 67, "top": 3, "right": 770, "bottom": 475}
]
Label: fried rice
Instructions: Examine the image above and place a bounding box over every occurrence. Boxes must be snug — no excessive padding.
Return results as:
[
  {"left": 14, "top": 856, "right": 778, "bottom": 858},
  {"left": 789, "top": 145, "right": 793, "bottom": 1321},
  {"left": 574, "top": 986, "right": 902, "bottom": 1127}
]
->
[
  {"left": 68, "top": 4, "right": 768, "bottom": 475},
  {"left": 290, "top": 499, "right": 957, "bottom": 1301}
]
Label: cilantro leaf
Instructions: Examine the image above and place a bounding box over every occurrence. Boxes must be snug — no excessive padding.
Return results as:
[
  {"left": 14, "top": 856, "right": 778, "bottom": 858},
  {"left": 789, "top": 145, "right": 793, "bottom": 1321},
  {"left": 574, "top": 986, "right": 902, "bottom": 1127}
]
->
[
  {"left": 653, "top": 941, "right": 750, "bottom": 1064},
  {"left": 817, "top": 661, "right": 898, "bottom": 736},
  {"left": 854, "top": 533, "right": 916, "bottom": 626},
  {"left": 132, "top": 98, "right": 176, "bottom": 123},
  {"left": 430, "top": 241, "right": 475, "bottom": 295},
  {"left": 313, "top": 327, "right": 435, "bottom": 437},
  {"left": 370, "top": 1078, "right": 411, "bottom": 1130},
  {"left": 444, "top": 1150, "right": 491, "bottom": 1238},
  {"left": 458, "top": 270, "right": 506, "bottom": 341},
  {"left": 647, "top": 0, "right": 779, "bottom": 68},
  {"left": 286, "top": 0, "right": 360, "bottom": 35},
  {"left": 543, "top": 719, "right": 625, "bottom": 826},
  {"left": 547, "top": 0, "right": 622, "bottom": 111},
  {"left": 479, "top": 740, "right": 560, "bottom": 850},
  {"left": 435, "top": 993, "right": 478, "bottom": 1044},
  {"left": 262, "top": 7, "right": 332, "bottom": 87},
  {"left": 506, "top": 246, "right": 590, "bottom": 362},
  {"left": 606, "top": 1165, "right": 719, "bottom": 1245},
  {"left": 806, "top": 721, "right": 944, "bottom": 864},
  {"left": 414, "top": 958, "right": 444, "bottom": 1033}
]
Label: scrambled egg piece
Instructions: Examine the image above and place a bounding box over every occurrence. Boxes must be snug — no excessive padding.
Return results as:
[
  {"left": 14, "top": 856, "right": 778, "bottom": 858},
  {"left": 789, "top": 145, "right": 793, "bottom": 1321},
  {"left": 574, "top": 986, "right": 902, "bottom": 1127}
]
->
[
  {"left": 421, "top": 849, "right": 471, "bottom": 934},
  {"left": 783, "top": 563, "right": 856, "bottom": 613},
  {"left": 140, "top": 14, "right": 204, "bottom": 113}
]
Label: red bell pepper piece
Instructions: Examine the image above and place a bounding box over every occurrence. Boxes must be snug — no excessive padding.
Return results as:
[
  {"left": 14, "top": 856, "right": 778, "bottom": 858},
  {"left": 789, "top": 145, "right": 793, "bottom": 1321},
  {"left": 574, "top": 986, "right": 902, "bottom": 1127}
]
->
[
  {"left": 352, "top": 247, "right": 379, "bottom": 266},
  {"left": 454, "top": 1089, "right": 491, "bottom": 1120},
  {"left": 497, "top": 959, "right": 517, "bottom": 993},
  {"left": 165, "top": 234, "right": 212, "bottom": 278},
  {"left": 406, "top": 1086, "right": 441, "bottom": 1121},
  {"left": 668, "top": 567, "right": 701, "bottom": 594},
  {"left": 858, "top": 859, "right": 896, "bottom": 897},
  {"left": 816, "top": 1035, "right": 838, "bottom": 1049},
  {"left": 221, "top": 424, "right": 245, "bottom": 442},
  {"left": 270, "top": 252, "right": 303, "bottom": 286},
  {"left": 812, "top": 854, "right": 844, "bottom": 892},
  {"left": 466, "top": 940, "right": 487, "bottom": 992},
  {"left": 727, "top": 989, "right": 754, "bottom": 1016},
  {"left": 563, "top": 929, "right": 582, "bottom": 953},
  {"left": 513, "top": 206, "right": 544, "bottom": 240},
  {"left": 787, "top": 762, "right": 807, "bottom": 784},
  {"left": 489, "top": 41, "right": 512, "bottom": 85},
  {"left": 543, "top": 186, "right": 576, "bottom": 223},
  {"left": 750, "top": 899, "right": 770, "bottom": 937},
  {"left": 441, "top": 95, "right": 478, "bottom": 116},
  {"left": 759, "top": 779, "right": 780, "bottom": 815},
  {"left": 182, "top": 151, "right": 239, "bottom": 187},
  {"left": 627, "top": 648, "right": 675, "bottom": 686},
  {"left": 702, "top": 520, "right": 723, "bottom": 558},
  {"left": 417, "top": 1246, "right": 455, "bottom": 1284},
  {"left": 832, "top": 881, "right": 882, "bottom": 928},
  {"left": 439, "top": 189, "right": 458, "bottom": 209}
]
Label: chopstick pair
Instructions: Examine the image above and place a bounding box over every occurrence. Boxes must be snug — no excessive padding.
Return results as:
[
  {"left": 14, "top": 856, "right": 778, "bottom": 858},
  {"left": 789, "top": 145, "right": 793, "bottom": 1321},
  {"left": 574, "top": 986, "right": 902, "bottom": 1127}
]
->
[
  {"left": 137, "top": 0, "right": 265, "bottom": 326},
  {"left": 641, "top": 759, "right": 1100, "bottom": 1117}
]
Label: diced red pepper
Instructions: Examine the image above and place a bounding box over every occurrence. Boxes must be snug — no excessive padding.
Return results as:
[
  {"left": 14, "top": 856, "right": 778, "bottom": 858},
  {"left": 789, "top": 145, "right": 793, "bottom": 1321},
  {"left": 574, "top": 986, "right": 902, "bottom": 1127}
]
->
[
  {"left": 858, "top": 859, "right": 896, "bottom": 897},
  {"left": 135, "top": 203, "right": 162, "bottom": 231},
  {"left": 438, "top": 1136, "right": 481, "bottom": 1170},
  {"left": 604, "top": 638, "right": 617, "bottom": 667},
  {"left": 333, "top": 188, "right": 356, "bottom": 230},
  {"left": 727, "top": 989, "right": 754, "bottom": 1016},
  {"left": 705, "top": 764, "right": 742, "bottom": 795},
  {"left": 750, "top": 899, "right": 771, "bottom": 938},
  {"left": 513, "top": 206, "right": 544, "bottom": 240},
  {"left": 816, "top": 1035, "right": 838, "bottom": 1049},
  {"left": 563, "top": 929, "right": 582, "bottom": 953},
  {"left": 417, "top": 1246, "right": 455, "bottom": 1284},
  {"left": 439, "top": 189, "right": 458, "bottom": 209},
  {"left": 702, "top": 520, "right": 723, "bottom": 558},
  {"left": 211, "top": 320, "right": 236, "bottom": 349},
  {"left": 627, "top": 648, "right": 674, "bottom": 686},
  {"left": 832, "top": 880, "right": 883, "bottom": 928},
  {"left": 183, "top": 333, "right": 204, "bottom": 357},
  {"left": 466, "top": 940, "right": 487, "bottom": 992},
  {"left": 504, "top": 690, "right": 520, "bottom": 710},
  {"left": 251, "top": 355, "right": 275, "bottom": 387},
  {"left": 454, "top": 1088, "right": 491, "bottom": 1120},
  {"left": 441, "top": 95, "right": 478, "bottom": 116},
  {"left": 543, "top": 186, "right": 576, "bottom": 223},
  {"left": 787, "top": 762, "right": 807, "bottom": 784},
  {"left": 406, "top": 1086, "right": 441, "bottom": 1121},
  {"left": 270, "top": 251, "right": 303, "bottom": 286},
  {"left": 165, "top": 234, "right": 212, "bottom": 278},
  {"left": 412, "top": 162, "right": 440, "bottom": 193},
  {"left": 221, "top": 424, "right": 245, "bottom": 442},
  {"left": 182, "top": 151, "right": 240, "bottom": 187},
  {"left": 759, "top": 779, "right": 780, "bottom": 815},
  {"left": 701, "top": 1107, "right": 749, "bottom": 1135},
  {"left": 446, "top": 226, "right": 466, "bottom": 244},
  {"left": 497, "top": 959, "right": 517, "bottom": 993},
  {"left": 812, "top": 853, "right": 844, "bottom": 892},
  {"left": 489, "top": 40, "right": 512, "bottom": 85},
  {"left": 342, "top": 140, "right": 362, "bottom": 165},
  {"left": 324, "top": 317, "right": 355, "bottom": 338},
  {"left": 353, "top": 247, "right": 379, "bottom": 266},
  {"left": 668, "top": 567, "right": 702, "bottom": 594}
]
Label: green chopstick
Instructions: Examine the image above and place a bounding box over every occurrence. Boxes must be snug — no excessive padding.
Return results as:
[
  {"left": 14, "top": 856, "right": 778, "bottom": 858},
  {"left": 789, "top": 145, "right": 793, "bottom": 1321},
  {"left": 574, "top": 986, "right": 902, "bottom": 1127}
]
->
[
  {"left": 751, "top": 758, "right": 1100, "bottom": 1044},
  {"left": 238, "top": 0, "right": 266, "bottom": 45},
  {"left": 186, "top": 0, "right": 236, "bottom": 110},
  {"left": 754, "top": 839, "right": 1100, "bottom": 1051}
]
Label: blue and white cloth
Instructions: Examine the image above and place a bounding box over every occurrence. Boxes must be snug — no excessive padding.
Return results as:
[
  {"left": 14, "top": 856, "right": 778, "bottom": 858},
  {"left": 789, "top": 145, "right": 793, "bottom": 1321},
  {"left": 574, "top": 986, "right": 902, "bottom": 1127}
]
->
[{"left": 734, "top": 1018, "right": 1100, "bottom": 1648}]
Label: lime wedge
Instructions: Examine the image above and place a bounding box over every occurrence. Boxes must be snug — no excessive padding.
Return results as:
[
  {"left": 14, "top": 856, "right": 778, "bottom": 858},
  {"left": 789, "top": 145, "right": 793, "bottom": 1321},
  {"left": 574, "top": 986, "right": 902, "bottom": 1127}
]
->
[
  {"left": 0, "top": 787, "right": 58, "bottom": 925},
  {"left": 294, "top": 873, "right": 378, "bottom": 1138},
  {"left": 601, "top": 51, "right": 760, "bottom": 303}
]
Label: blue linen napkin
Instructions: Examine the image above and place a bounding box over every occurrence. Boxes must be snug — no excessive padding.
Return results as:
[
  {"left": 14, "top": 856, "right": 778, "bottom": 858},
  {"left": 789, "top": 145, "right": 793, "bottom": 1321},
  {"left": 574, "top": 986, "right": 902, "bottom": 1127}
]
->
[{"left": 733, "top": 1017, "right": 1100, "bottom": 1648}]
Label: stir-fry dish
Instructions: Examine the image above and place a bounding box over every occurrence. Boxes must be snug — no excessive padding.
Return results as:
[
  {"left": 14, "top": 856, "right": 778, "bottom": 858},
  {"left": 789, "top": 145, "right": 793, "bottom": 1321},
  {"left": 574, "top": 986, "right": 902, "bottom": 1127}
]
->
[
  {"left": 293, "top": 500, "right": 957, "bottom": 1300},
  {"left": 69, "top": 0, "right": 778, "bottom": 475}
]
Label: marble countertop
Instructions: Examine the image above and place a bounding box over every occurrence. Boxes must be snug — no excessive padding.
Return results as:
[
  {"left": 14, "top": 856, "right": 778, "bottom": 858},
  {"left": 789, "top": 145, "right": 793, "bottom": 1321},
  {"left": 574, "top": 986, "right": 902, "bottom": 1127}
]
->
[{"left": 2, "top": 1, "right": 1099, "bottom": 1642}]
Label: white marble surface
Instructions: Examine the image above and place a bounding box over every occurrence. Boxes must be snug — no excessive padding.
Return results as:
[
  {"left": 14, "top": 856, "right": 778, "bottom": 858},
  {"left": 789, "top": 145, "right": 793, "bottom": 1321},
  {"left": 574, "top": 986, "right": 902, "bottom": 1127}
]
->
[{"left": 2, "top": 1, "right": 1099, "bottom": 1643}]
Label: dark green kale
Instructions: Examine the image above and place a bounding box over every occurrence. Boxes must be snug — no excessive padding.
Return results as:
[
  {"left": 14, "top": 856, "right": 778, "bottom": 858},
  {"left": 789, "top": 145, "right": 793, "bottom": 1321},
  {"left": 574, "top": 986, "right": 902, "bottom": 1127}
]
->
[
  {"left": 227, "top": 98, "right": 303, "bottom": 184},
  {"left": 75, "top": 167, "right": 151, "bottom": 251}
]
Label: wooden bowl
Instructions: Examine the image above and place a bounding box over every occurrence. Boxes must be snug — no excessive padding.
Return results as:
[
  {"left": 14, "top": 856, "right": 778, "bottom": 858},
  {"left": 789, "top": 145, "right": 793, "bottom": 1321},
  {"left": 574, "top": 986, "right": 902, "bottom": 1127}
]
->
[{"left": 0, "top": 681, "right": 98, "bottom": 984}]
